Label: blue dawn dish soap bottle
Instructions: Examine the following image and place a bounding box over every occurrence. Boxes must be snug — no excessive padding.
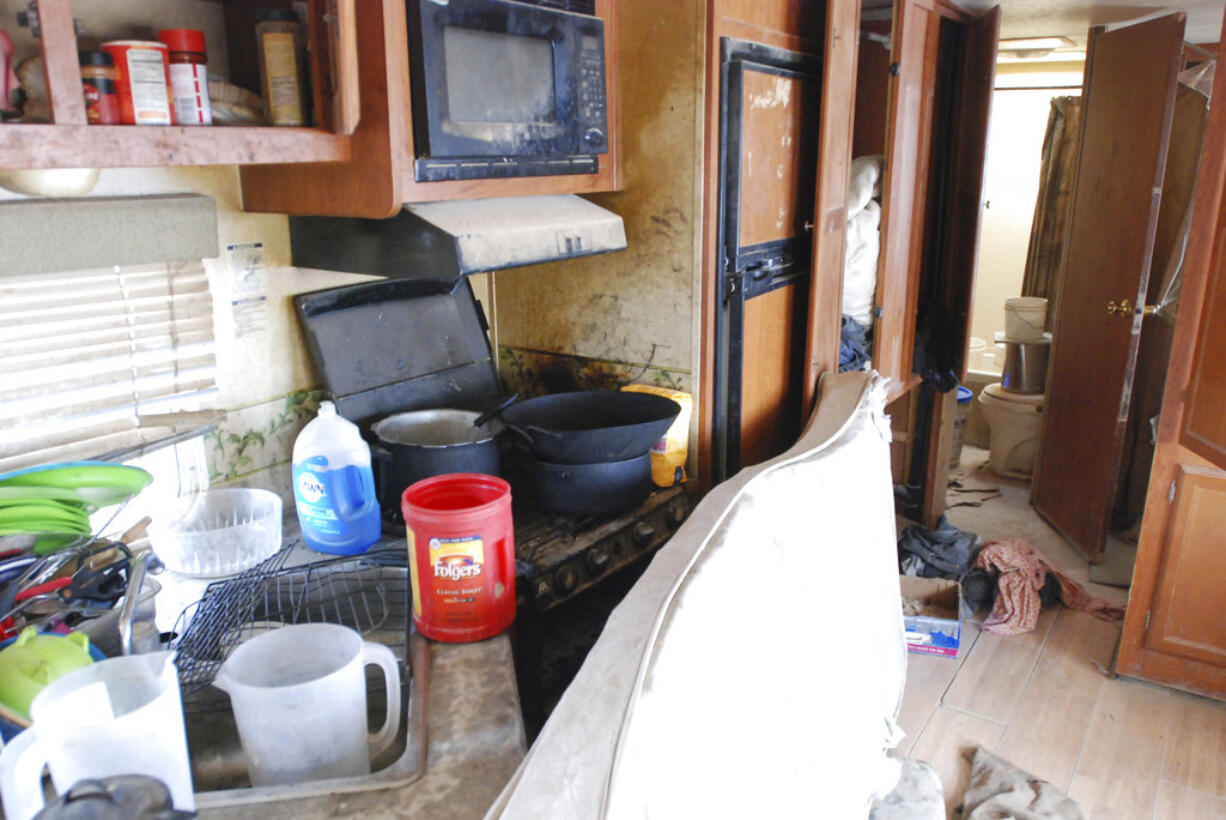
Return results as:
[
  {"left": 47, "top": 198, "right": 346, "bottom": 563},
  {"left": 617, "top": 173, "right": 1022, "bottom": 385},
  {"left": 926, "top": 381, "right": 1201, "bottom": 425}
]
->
[{"left": 292, "top": 401, "right": 381, "bottom": 555}]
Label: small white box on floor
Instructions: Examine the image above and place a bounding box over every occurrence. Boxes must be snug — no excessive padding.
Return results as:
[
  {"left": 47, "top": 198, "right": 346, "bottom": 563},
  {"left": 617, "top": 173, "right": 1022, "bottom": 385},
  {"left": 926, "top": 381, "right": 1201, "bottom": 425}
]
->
[{"left": 900, "top": 576, "right": 963, "bottom": 657}]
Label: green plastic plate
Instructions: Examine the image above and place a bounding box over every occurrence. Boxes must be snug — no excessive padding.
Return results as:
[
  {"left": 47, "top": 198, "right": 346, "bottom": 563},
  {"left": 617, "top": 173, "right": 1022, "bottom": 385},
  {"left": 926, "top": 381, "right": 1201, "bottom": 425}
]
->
[
  {"left": 0, "top": 504, "right": 90, "bottom": 529},
  {"left": 0, "top": 487, "right": 94, "bottom": 511},
  {"left": 0, "top": 462, "right": 152, "bottom": 510}
]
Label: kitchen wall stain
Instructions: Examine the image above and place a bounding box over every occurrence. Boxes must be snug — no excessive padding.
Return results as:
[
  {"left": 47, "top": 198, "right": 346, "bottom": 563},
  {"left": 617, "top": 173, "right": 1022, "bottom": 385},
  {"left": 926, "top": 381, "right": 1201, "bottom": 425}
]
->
[
  {"left": 492, "top": 0, "right": 702, "bottom": 380},
  {"left": 500, "top": 347, "right": 689, "bottom": 398}
]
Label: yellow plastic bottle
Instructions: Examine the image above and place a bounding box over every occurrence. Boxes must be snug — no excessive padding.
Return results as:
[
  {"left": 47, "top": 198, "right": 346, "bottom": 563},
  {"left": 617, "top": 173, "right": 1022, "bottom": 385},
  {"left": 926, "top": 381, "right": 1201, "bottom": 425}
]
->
[{"left": 620, "top": 385, "right": 692, "bottom": 487}]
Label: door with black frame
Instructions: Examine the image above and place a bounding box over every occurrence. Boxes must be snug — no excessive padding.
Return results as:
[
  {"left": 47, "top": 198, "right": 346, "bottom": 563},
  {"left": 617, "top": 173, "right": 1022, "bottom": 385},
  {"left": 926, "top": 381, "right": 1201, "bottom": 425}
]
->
[{"left": 713, "top": 37, "right": 821, "bottom": 482}]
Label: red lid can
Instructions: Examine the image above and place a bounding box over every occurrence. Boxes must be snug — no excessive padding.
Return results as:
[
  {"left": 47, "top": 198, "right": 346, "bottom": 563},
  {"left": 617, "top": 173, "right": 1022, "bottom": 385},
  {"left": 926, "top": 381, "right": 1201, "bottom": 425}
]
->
[{"left": 157, "top": 29, "right": 207, "bottom": 56}]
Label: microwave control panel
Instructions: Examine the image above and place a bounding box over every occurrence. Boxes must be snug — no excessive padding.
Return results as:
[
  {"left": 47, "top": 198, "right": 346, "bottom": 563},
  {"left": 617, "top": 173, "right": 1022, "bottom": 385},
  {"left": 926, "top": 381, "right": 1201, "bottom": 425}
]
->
[{"left": 577, "top": 31, "right": 608, "bottom": 154}]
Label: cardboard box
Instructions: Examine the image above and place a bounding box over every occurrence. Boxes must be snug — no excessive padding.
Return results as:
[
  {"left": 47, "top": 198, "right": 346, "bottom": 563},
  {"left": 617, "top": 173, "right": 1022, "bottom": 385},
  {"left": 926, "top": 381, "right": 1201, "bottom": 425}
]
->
[{"left": 900, "top": 576, "right": 963, "bottom": 658}]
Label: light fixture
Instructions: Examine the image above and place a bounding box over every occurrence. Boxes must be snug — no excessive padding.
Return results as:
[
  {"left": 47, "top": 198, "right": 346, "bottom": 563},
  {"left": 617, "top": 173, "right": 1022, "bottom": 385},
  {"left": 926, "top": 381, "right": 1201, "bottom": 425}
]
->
[{"left": 998, "top": 36, "right": 1076, "bottom": 52}]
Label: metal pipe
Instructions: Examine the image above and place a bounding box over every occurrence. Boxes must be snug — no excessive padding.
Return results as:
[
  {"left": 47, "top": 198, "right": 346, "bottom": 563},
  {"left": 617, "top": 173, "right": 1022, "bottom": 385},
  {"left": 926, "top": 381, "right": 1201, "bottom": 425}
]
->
[{"left": 118, "top": 550, "right": 152, "bottom": 655}]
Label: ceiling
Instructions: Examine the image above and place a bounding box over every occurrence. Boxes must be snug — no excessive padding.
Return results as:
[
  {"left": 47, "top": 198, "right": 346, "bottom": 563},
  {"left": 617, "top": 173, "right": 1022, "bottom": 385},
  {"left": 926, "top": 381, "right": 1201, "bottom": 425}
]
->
[{"left": 863, "top": 0, "right": 1225, "bottom": 45}]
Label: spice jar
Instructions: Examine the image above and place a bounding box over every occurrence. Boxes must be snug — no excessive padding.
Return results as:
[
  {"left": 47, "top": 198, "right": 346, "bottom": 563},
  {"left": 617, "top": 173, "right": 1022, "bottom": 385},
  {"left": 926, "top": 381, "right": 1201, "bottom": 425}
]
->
[
  {"left": 79, "top": 50, "right": 119, "bottom": 125},
  {"left": 157, "top": 29, "right": 212, "bottom": 125},
  {"left": 100, "top": 40, "right": 174, "bottom": 125},
  {"left": 255, "top": 9, "right": 307, "bottom": 127}
]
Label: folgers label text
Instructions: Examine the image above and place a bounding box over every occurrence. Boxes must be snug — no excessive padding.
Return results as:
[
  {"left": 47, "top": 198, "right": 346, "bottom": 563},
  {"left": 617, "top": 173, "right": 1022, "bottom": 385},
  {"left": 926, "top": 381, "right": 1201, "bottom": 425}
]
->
[{"left": 429, "top": 536, "right": 485, "bottom": 583}]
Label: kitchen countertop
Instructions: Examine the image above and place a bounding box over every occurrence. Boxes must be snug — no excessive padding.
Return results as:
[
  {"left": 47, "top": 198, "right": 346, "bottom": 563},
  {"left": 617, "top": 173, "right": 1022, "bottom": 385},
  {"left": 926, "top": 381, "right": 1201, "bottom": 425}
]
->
[{"left": 199, "top": 632, "right": 526, "bottom": 820}]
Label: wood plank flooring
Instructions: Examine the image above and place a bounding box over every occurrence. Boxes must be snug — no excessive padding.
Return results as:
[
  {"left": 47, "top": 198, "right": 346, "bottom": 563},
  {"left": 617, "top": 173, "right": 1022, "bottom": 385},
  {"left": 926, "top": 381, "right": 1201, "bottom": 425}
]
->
[{"left": 901, "top": 448, "right": 1226, "bottom": 819}]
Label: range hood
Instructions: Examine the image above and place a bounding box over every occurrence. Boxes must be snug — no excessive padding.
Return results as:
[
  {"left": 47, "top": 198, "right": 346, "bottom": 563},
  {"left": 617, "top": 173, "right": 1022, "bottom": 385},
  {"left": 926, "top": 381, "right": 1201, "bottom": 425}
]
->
[{"left": 289, "top": 194, "right": 626, "bottom": 280}]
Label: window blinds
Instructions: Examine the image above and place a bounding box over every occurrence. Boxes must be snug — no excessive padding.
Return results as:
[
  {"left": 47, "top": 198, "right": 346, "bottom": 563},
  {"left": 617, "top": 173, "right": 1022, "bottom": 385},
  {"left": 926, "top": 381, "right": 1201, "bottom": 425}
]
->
[{"left": 0, "top": 261, "right": 217, "bottom": 473}]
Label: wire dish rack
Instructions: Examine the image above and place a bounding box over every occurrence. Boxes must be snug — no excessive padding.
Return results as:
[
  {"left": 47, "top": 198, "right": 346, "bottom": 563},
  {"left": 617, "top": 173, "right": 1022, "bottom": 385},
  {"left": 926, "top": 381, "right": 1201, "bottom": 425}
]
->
[
  {"left": 170, "top": 546, "right": 428, "bottom": 808},
  {"left": 173, "top": 546, "right": 410, "bottom": 697}
]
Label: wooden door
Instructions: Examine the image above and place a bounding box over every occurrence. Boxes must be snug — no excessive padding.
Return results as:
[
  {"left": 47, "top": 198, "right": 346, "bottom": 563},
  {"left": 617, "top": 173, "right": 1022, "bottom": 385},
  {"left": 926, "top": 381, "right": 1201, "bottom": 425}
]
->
[
  {"left": 1031, "top": 15, "right": 1186, "bottom": 562},
  {"left": 1118, "top": 15, "right": 1226, "bottom": 700},
  {"left": 712, "top": 38, "right": 820, "bottom": 480},
  {"left": 802, "top": 0, "right": 861, "bottom": 417}
]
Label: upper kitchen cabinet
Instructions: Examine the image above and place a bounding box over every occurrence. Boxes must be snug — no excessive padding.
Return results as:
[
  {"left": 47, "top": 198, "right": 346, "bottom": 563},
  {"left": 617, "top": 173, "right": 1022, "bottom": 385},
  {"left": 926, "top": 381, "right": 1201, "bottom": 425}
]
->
[
  {"left": 0, "top": 0, "right": 358, "bottom": 168},
  {"left": 240, "top": 0, "right": 621, "bottom": 218}
]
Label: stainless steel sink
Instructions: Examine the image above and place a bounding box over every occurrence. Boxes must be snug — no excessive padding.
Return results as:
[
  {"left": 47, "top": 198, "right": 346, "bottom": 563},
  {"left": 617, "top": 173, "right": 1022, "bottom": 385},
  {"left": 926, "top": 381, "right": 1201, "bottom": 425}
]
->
[{"left": 173, "top": 561, "right": 429, "bottom": 808}]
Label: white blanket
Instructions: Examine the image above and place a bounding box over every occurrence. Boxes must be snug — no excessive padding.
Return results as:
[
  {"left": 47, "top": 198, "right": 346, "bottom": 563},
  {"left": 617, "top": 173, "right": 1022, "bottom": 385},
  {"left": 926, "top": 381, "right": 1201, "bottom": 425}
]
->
[
  {"left": 488, "top": 372, "right": 907, "bottom": 819},
  {"left": 843, "top": 156, "right": 884, "bottom": 326}
]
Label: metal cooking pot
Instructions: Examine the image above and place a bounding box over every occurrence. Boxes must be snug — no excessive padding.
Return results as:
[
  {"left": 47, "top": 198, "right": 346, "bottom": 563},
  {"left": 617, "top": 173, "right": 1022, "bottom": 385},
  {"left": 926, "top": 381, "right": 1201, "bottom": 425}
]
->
[
  {"left": 496, "top": 391, "right": 681, "bottom": 465},
  {"left": 532, "top": 453, "right": 652, "bottom": 516},
  {"left": 999, "top": 340, "right": 1050, "bottom": 395},
  {"left": 370, "top": 409, "right": 503, "bottom": 524}
]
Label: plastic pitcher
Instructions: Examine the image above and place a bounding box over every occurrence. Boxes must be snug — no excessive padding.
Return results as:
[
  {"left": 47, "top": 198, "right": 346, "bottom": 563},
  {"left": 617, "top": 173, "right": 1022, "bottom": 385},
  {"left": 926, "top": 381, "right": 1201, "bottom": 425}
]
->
[
  {"left": 0, "top": 652, "right": 194, "bottom": 820},
  {"left": 292, "top": 400, "right": 381, "bottom": 555},
  {"left": 213, "top": 623, "right": 401, "bottom": 786}
]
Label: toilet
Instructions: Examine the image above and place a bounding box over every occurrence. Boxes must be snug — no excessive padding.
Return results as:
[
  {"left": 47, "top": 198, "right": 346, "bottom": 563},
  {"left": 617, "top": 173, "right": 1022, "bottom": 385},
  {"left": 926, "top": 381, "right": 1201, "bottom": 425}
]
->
[{"left": 978, "top": 383, "right": 1045, "bottom": 479}]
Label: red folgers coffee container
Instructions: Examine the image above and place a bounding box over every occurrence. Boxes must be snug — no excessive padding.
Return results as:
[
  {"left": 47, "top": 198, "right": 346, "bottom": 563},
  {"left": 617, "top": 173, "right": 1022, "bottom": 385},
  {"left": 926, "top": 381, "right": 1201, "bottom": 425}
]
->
[
  {"left": 402, "top": 474, "right": 515, "bottom": 643},
  {"left": 100, "top": 40, "right": 174, "bottom": 125}
]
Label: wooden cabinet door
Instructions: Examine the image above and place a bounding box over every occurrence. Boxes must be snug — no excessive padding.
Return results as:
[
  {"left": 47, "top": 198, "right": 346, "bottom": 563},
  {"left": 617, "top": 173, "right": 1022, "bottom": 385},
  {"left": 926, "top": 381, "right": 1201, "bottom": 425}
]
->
[
  {"left": 1144, "top": 466, "right": 1226, "bottom": 666},
  {"left": 1032, "top": 15, "right": 1186, "bottom": 563},
  {"left": 1118, "top": 18, "right": 1226, "bottom": 700},
  {"left": 802, "top": 0, "right": 861, "bottom": 416},
  {"left": 712, "top": 38, "right": 821, "bottom": 480}
]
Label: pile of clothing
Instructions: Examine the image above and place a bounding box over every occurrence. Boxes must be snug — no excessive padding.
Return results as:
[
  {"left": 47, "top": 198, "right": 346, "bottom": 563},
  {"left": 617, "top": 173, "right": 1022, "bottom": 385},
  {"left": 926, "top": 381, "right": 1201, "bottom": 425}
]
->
[{"left": 897, "top": 520, "right": 1124, "bottom": 635}]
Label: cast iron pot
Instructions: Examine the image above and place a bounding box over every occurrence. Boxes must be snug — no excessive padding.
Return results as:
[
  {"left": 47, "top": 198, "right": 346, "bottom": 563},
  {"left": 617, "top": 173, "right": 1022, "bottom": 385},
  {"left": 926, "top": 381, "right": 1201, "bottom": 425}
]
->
[
  {"left": 370, "top": 409, "right": 502, "bottom": 522},
  {"left": 532, "top": 452, "right": 652, "bottom": 516},
  {"left": 496, "top": 391, "right": 680, "bottom": 465}
]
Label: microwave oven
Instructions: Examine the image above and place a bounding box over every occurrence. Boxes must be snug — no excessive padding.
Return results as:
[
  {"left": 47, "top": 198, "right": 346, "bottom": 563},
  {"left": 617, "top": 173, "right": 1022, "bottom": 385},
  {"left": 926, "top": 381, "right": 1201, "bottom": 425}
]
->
[{"left": 407, "top": 0, "right": 610, "bottom": 183}]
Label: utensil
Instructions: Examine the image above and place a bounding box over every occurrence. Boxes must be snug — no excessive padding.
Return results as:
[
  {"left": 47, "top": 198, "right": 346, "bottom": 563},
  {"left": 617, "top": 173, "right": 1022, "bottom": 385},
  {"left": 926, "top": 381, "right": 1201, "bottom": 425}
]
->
[
  {"left": 0, "top": 652, "right": 195, "bottom": 820},
  {"left": 497, "top": 390, "right": 681, "bottom": 464},
  {"left": 532, "top": 452, "right": 653, "bottom": 516},
  {"left": 471, "top": 393, "right": 519, "bottom": 429},
  {"left": 370, "top": 408, "right": 503, "bottom": 526},
  {"left": 212, "top": 622, "right": 402, "bottom": 786},
  {"left": 0, "top": 544, "right": 132, "bottom": 638}
]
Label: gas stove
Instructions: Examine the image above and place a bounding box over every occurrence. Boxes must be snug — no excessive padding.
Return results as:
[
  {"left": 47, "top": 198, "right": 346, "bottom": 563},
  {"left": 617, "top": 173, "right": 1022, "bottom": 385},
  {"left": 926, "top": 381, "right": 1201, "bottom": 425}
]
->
[
  {"left": 371, "top": 438, "right": 693, "bottom": 610},
  {"left": 513, "top": 485, "right": 691, "bottom": 610}
]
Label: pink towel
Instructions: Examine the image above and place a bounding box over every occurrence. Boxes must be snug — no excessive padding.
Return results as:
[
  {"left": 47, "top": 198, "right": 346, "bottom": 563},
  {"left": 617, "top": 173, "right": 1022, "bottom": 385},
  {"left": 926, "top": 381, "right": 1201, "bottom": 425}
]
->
[{"left": 973, "top": 538, "right": 1125, "bottom": 635}]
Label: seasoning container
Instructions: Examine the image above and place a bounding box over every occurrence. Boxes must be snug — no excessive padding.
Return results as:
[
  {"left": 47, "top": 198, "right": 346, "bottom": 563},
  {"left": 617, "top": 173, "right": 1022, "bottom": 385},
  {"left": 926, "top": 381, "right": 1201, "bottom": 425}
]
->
[
  {"left": 100, "top": 40, "right": 174, "bottom": 125},
  {"left": 255, "top": 9, "right": 307, "bottom": 127},
  {"left": 157, "top": 29, "right": 212, "bottom": 126},
  {"left": 79, "top": 50, "right": 119, "bottom": 125}
]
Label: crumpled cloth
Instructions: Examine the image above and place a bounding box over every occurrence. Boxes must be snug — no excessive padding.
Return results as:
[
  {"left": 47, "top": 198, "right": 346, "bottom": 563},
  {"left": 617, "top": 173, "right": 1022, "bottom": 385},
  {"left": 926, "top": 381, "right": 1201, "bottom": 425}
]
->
[
  {"left": 898, "top": 515, "right": 978, "bottom": 579},
  {"left": 973, "top": 538, "right": 1125, "bottom": 635},
  {"left": 869, "top": 757, "right": 944, "bottom": 820},
  {"left": 840, "top": 314, "right": 873, "bottom": 372},
  {"left": 961, "top": 745, "right": 1084, "bottom": 819}
]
